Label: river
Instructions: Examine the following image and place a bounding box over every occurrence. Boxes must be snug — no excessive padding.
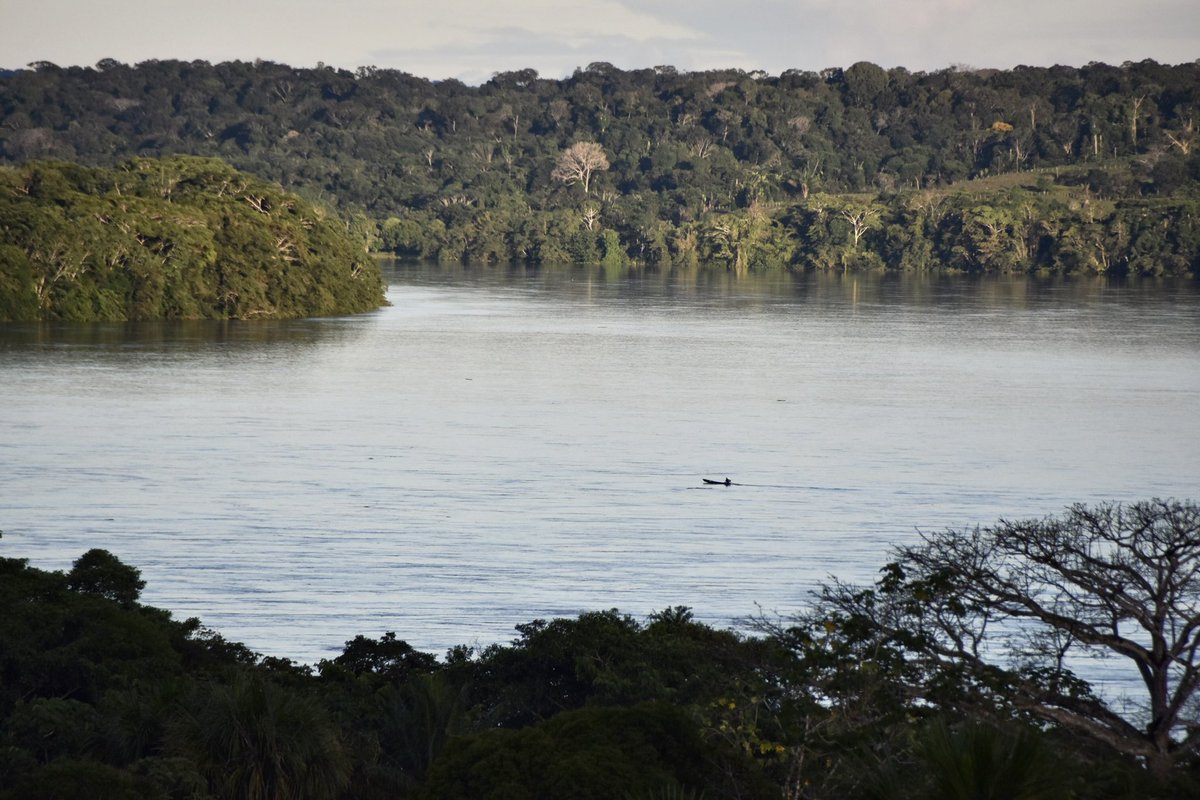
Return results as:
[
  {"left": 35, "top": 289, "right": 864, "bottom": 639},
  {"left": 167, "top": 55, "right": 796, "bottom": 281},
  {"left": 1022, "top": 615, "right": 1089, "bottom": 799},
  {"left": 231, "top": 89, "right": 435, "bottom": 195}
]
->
[{"left": 2, "top": 263, "right": 1198, "bottom": 670}]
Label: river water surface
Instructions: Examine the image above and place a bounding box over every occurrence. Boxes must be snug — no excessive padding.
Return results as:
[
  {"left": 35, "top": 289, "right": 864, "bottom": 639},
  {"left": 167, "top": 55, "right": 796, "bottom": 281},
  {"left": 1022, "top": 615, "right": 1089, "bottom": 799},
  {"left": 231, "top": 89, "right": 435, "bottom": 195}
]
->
[{"left": 2, "top": 263, "right": 1198, "bottom": 670}]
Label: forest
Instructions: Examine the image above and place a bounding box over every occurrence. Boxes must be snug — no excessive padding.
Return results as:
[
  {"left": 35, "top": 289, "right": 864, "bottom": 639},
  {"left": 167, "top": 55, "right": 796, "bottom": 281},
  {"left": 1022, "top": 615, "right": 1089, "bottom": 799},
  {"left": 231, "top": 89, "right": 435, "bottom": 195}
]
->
[
  {"left": 2, "top": 500, "right": 1199, "bottom": 800},
  {"left": 2, "top": 58, "right": 1199, "bottom": 274},
  {"left": 0, "top": 157, "right": 385, "bottom": 321}
]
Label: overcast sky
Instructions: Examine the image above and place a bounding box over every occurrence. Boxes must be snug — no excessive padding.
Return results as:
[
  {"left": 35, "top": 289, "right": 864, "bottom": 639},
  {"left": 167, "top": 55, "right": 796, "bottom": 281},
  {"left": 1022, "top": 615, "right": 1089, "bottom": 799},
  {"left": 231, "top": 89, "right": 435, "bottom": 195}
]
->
[{"left": 2, "top": 0, "right": 1197, "bottom": 82}]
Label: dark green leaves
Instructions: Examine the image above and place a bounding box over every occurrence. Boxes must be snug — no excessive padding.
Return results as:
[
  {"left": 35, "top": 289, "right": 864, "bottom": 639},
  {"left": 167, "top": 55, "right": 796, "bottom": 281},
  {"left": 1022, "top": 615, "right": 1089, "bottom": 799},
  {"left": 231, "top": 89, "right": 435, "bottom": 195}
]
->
[{"left": 0, "top": 157, "right": 385, "bottom": 321}]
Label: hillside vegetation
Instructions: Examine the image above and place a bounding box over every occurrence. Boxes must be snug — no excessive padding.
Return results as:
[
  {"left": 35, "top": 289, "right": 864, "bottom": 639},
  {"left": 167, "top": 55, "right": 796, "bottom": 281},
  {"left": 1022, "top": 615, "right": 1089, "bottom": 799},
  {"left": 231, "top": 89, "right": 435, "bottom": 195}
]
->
[
  {"left": 0, "top": 157, "right": 385, "bottom": 321},
  {"left": 2, "top": 58, "right": 1198, "bottom": 274}
]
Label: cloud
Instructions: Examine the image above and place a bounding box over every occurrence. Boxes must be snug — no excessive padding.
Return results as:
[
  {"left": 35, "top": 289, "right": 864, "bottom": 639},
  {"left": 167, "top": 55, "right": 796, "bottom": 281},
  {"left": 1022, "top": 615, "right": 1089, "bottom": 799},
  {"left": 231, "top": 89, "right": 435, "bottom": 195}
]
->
[
  {"left": 0, "top": 0, "right": 1196, "bottom": 77},
  {"left": 362, "top": 1, "right": 726, "bottom": 81},
  {"left": 402, "top": 0, "right": 703, "bottom": 47},
  {"left": 368, "top": 25, "right": 745, "bottom": 83},
  {"left": 605, "top": 0, "right": 1200, "bottom": 74},
  {"left": 0, "top": 0, "right": 710, "bottom": 76}
]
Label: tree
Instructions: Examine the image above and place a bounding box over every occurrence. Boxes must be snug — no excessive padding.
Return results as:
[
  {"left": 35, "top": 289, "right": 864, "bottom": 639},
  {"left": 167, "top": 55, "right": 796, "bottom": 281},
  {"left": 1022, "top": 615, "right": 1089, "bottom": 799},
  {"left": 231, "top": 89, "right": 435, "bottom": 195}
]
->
[
  {"left": 0, "top": 158, "right": 386, "bottom": 321},
  {"left": 3, "top": 759, "right": 147, "bottom": 800},
  {"left": 419, "top": 703, "right": 775, "bottom": 800},
  {"left": 551, "top": 141, "right": 609, "bottom": 194},
  {"left": 169, "top": 673, "right": 351, "bottom": 800},
  {"left": 953, "top": 204, "right": 1025, "bottom": 271},
  {"left": 836, "top": 201, "right": 880, "bottom": 249},
  {"left": 873, "top": 718, "right": 1070, "bottom": 800},
  {"left": 843, "top": 61, "right": 889, "bottom": 106},
  {"left": 805, "top": 500, "right": 1200, "bottom": 779},
  {"left": 375, "top": 672, "right": 470, "bottom": 788},
  {"left": 321, "top": 631, "right": 438, "bottom": 681},
  {"left": 1165, "top": 117, "right": 1195, "bottom": 155},
  {"left": 67, "top": 549, "right": 145, "bottom": 607}
]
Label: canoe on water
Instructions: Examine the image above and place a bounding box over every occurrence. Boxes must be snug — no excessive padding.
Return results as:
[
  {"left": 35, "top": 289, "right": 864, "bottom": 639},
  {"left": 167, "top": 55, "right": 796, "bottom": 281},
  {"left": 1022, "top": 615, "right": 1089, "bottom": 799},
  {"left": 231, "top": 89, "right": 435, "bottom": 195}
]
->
[{"left": 703, "top": 478, "right": 732, "bottom": 486}]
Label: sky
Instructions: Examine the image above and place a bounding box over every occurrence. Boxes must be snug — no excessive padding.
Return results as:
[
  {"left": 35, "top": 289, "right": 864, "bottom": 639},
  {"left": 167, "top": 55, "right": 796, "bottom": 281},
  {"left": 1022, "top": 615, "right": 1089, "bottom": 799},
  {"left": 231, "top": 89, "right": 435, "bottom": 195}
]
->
[{"left": 1, "top": 0, "right": 1197, "bottom": 82}]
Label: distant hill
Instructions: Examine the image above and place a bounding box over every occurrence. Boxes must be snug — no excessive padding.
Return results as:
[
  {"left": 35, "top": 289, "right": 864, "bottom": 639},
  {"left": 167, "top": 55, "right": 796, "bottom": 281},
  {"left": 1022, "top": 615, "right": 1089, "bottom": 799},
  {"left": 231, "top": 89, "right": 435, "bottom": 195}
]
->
[
  {"left": 1, "top": 59, "right": 1197, "bottom": 274},
  {"left": 0, "top": 157, "right": 386, "bottom": 321}
]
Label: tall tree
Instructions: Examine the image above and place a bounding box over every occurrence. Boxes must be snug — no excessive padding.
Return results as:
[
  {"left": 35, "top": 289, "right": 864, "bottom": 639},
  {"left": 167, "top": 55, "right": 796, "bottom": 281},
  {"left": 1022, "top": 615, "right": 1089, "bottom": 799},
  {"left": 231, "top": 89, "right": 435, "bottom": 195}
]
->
[
  {"left": 804, "top": 500, "right": 1200, "bottom": 779},
  {"left": 551, "top": 140, "right": 609, "bottom": 194}
]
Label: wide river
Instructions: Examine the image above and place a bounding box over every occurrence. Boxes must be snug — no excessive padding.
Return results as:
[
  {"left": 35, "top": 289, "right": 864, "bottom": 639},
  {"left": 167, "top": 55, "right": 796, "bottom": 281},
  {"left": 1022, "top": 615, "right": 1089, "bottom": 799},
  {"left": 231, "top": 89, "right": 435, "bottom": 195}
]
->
[{"left": 2, "top": 263, "right": 1199, "bottom": 670}]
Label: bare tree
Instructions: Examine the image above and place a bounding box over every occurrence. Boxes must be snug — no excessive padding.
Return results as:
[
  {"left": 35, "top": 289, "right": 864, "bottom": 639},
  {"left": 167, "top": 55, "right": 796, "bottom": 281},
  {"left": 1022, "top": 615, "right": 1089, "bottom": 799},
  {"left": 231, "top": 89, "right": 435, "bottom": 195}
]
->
[
  {"left": 580, "top": 205, "right": 600, "bottom": 232},
  {"left": 1165, "top": 118, "right": 1195, "bottom": 155},
  {"left": 1130, "top": 94, "right": 1147, "bottom": 149},
  {"left": 471, "top": 140, "right": 496, "bottom": 170},
  {"left": 551, "top": 141, "right": 609, "bottom": 194},
  {"left": 836, "top": 203, "right": 880, "bottom": 249},
  {"left": 689, "top": 135, "right": 715, "bottom": 159},
  {"left": 806, "top": 500, "right": 1200, "bottom": 779}
]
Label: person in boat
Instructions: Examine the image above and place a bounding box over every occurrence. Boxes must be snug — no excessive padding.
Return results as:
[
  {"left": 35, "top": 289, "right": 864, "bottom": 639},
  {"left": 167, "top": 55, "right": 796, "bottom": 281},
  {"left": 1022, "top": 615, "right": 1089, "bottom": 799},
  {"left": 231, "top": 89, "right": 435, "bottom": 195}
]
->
[{"left": 703, "top": 477, "right": 732, "bottom": 486}]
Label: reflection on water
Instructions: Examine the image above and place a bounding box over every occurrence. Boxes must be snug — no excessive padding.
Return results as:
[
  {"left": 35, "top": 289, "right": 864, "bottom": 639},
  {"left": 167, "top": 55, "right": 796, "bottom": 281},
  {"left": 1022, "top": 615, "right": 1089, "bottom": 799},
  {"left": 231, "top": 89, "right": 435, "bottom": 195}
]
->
[
  {"left": 0, "top": 316, "right": 366, "bottom": 354},
  {"left": 2, "top": 263, "right": 1199, "bottom": 694},
  {"left": 389, "top": 259, "right": 1200, "bottom": 311}
]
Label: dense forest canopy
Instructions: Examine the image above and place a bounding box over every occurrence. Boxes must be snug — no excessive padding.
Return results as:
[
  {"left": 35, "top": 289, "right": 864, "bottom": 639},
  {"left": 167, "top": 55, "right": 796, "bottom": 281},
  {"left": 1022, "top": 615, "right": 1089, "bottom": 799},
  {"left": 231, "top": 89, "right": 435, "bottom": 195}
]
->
[
  {"left": 0, "top": 157, "right": 385, "bottom": 321},
  {"left": 2, "top": 58, "right": 1198, "bottom": 274}
]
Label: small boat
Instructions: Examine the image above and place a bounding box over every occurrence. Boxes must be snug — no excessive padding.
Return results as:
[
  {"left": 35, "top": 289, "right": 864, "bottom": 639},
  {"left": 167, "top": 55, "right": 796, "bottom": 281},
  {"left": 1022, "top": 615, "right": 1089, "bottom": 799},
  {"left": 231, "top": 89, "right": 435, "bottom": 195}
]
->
[{"left": 703, "top": 478, "right": 732, "bottom": 486}]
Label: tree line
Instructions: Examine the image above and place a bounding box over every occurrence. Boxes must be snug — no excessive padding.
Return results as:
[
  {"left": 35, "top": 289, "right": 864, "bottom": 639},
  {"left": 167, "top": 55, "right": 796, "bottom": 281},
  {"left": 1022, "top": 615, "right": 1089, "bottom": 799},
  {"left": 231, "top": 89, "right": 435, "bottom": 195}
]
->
[
  {"left": 2, "top": 499, "right": 1199, "bottom": 799},
  {"left": 0, "top": 157, "right": 385, "bottom": 321},
  {"left": 1, "top": 58, "right": 1197, "bottom": 275}
]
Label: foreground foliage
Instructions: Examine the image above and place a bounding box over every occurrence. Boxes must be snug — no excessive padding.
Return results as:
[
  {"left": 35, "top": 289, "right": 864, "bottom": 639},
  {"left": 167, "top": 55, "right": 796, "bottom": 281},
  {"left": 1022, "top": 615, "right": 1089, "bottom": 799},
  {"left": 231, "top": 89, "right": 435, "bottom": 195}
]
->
[
  {"left": 0, "top": 157, "right": 385, "bottom": 321},
  {"left": 3, "top": 500, "right": 1199, "bottom": 799}
]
